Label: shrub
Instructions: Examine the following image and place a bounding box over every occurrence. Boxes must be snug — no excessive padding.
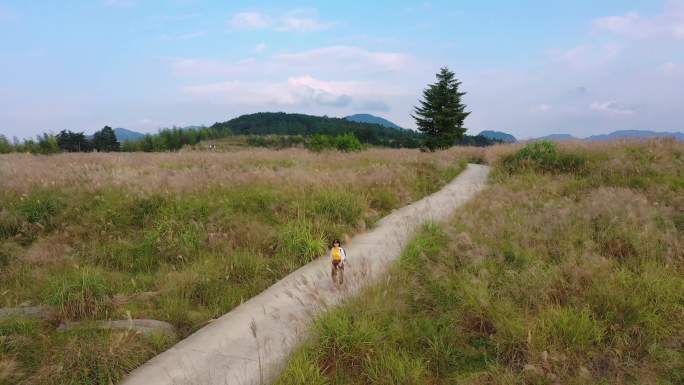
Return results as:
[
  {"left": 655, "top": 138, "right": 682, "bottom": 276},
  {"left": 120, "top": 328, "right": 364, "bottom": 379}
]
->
[
  {"left": 500, "top": 141, "right": 586, "bottom": 174},
  {"left": 46, "top": 268, "right": 113, "bottom": 320},
  {"left": 305, "top": 134, "right": 364, "bottom": 152}
]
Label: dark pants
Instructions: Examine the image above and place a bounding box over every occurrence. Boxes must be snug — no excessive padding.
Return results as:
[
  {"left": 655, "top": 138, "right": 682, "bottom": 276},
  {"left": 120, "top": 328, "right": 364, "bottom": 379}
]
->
[{"left": 331, "top": 260, "right": 344, "bottom": 284}]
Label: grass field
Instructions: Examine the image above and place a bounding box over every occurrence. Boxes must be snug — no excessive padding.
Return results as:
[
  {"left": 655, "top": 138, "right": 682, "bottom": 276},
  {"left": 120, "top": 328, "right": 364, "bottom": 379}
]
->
[
  {"left": 276, "top": 139, "right": 684, "bottom": 385},
  {"left": 0, "top": 148, "right": 470, "bottom": 384}
]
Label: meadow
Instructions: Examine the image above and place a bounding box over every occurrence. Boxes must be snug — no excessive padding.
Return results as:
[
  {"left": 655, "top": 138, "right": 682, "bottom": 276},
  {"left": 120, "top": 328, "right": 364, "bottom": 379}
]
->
[
  {"left": 0, "top": 147, "right": 469, "bottom": 384},
  {"left": 276, "top": 139, "right": 684, "bottom": 385}
]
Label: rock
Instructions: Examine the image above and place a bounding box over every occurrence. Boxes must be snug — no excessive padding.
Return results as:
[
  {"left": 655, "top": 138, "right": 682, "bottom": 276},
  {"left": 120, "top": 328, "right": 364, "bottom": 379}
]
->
[
  {"left": 58, "top": 319, "right": 176, "bottom": 337},
  {"left": 0, "top": 306, "right": 53, "bottom": 320}
]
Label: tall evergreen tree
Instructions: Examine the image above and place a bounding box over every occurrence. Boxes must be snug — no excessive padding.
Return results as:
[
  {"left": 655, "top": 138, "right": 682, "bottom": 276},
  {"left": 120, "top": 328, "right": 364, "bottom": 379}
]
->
[
  {"left": 412, "top": 67, "right": 470, "bottom": 150},
  {"left": 93, "top": 126, "right": 120, "bottom": 152}
]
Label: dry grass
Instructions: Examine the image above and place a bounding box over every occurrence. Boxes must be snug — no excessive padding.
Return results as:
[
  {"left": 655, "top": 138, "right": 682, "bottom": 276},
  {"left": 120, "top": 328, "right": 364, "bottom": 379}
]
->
[
  {"left": 0, "top": 146, "right": 473, "bottom": 384},
  {"left": 276, "top": 139, "right": 684, "bottom": 385},
  {"left": 0, "top": 148, "right": 477, "bottom": 195}
]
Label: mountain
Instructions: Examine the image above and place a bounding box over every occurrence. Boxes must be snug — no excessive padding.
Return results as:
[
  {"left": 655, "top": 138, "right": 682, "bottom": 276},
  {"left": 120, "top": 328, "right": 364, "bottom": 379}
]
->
[
  {"left": 530, "top": 130, "right": 684, "bottom": 142},
  {"left": 211, "top": 112, "right": 423, "bottom": 148},
  {"left": 345, "top": 114, "right": 403, "bottom": 130},
  {"left": 478, "top": 130, "right": 517, "bottom": 143},
  {"left": 585, "top": 130, "right": 684, "bottom": 141},
  {"left": 532, "top": 134, "right": 579, "bottom": 141},
  {"left": 113, "top": 127, "right": 145, "bottom": 142}
]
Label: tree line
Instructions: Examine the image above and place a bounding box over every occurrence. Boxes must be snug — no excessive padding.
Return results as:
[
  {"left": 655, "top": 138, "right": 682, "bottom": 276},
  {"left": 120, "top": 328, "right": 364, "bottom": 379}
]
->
[
  {"left": 0, "top": 125, "right": 230, "bottom": 154},
  {"left": 0, "top": 67, "right": 494, "bottom": 154},
  {"left": 0, "top": 126, "right": 122, "bottom": 155}
]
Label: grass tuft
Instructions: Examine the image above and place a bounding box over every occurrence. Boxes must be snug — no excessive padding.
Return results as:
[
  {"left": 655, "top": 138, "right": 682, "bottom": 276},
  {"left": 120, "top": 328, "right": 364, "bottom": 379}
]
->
[{"left": 46, "top": 268, "right": 113, "bottom": 320}]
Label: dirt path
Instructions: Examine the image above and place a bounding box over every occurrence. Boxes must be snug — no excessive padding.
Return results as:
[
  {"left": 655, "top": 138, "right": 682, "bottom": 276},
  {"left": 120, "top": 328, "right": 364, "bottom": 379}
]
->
[{"left": 120, "top": 164, "right": 491, "bottom": 385}]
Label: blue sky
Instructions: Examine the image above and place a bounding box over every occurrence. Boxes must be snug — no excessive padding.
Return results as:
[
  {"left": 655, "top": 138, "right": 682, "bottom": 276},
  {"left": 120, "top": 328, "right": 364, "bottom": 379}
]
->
[{"left": 1, "top": 0, "right": 683, "bottom": 139}]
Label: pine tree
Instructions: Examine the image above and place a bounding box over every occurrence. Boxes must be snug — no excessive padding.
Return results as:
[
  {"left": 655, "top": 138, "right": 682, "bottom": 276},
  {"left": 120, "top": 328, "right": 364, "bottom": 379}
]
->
[
  {"left": 93, "top": 126, "right": 120, "bottom": 152},
  {"left": 412, "top": 67, "right": 470, "bottom": 150}
]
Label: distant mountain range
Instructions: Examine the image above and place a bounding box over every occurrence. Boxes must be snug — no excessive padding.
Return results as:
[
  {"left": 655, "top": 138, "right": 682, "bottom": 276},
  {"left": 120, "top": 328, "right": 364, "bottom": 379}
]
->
[
  {"left": 112, "top": 127, "right": 145, "bottom": 142},
  {"left": 530, "top": 130, "right": 684, "bottom": 142},
  {"left": 479, "top": 130, "right": 517, "bottom": 143},
  {"left": 345, "top": 114, "right": 403, "bottom": 130},
  {"left": 87, "top": 127, "right": 145, "bottom": 142},
  {"left": 106, "top": 116, "right": 683, "bottom": 146}
]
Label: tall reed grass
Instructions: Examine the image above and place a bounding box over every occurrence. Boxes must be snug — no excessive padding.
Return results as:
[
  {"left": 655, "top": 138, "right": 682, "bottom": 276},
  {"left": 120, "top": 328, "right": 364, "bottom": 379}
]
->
[
  {"left": 0, "top": 147, "right": 471, "bottom": 384},
  {"left": 277, "top": 139, "right": 684, "bottom": 385}
]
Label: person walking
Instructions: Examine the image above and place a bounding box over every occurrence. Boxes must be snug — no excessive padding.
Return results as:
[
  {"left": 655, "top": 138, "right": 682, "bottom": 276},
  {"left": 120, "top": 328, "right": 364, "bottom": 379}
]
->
[{"left": 330, "top": 239, "right": 347, "bottom": 286}]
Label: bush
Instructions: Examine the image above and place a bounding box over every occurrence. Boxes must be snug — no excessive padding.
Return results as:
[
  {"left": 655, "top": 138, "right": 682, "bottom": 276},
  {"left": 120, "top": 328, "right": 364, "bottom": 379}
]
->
[
  {"left": 46, "top": 268, "right": 113, "bottom": 320},
  {"left": 500, "top": 141, "right": 586, "bottom": 174},
  {"left": 305, "top": 134, "right": 364, "bottom": 152}
]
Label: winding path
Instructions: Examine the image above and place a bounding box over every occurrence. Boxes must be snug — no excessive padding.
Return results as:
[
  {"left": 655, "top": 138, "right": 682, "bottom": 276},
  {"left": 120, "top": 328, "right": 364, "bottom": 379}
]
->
[{"left": 121, "top": 164, "right": 491, "bottom": 385}]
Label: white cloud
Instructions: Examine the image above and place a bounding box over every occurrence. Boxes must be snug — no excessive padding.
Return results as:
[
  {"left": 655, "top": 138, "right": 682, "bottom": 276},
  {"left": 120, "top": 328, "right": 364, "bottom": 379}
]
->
[
  {"left": 549, "top": 43, "right": 620, "bottom": 69},
  {"left": 228, "top": 9, "right": 335, "bottom": 32},
  {"left": 277, "top": 46, "right": 412, "bottom": 72},
  {"left": 660, "top": 61, "right": 678, "bottom": 73},
  {"left": 590, "top": 101, "right": 635, "bottom": 115},
  {"left": 593, "top": 1, "right": 684, "bottom": 40},
  {"left": 254, "top": 43, "right": 267, "bottom": 53},
  {"left": 183, "top": 75, "right": 357, "bottom": 108},
  {"left": 172, "top": 46, "right": 415, "bottom": 79},
  {"left": 277, "top": 9, "right": 335, "bottom": 32},
  {"left": 229, "top": 12, "right": 271, "bottom": 30}
]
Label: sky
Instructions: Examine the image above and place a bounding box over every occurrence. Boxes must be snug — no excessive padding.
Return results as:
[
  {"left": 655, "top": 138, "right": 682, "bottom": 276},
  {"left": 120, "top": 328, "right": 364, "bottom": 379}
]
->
[{"left": 1, "top": 0, "right": 683, "bottom": 139}]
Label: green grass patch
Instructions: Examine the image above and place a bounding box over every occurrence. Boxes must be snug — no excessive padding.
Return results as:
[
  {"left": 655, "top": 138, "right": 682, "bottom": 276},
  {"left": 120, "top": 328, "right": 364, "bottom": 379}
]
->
[
  {"left": 500, "top": 141, "right": 587, "bottom": 175},
  {"left": 45, "top": 268, "right": 113, "bottom": 320}
]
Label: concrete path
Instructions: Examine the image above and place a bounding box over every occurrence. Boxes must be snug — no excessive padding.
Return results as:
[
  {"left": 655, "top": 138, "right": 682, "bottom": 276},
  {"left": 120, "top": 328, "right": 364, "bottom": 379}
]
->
[{"left": 120, "top": 164, "right": 491, "bottom": 385}]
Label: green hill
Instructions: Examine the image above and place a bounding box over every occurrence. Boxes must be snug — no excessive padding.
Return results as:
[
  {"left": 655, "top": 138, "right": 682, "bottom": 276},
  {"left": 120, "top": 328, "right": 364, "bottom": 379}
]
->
[
  {"left": 479, "top": 130, "right": 516, "bottom": 143},
  {"left": 210, "top": 112, "right": 422, "bottom": 148},
  {"left": 345, "top": 114, "right": 404, "bottom": 130},
  {"left": 209, "top": 112, "right": 498, "bottom": 148}
]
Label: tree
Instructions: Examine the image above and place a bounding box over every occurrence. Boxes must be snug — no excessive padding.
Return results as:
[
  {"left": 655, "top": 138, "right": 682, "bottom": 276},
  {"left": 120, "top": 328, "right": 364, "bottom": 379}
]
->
[
  {"left": 412, "top": 67, "right": 470, "bottom": 150},
  {"left": 0, "top": 135, "right": 12, "bottom": 153},
  {"left": 35, "top": 133, "right": 61, "bottom": 154},
  {"left": 93, "top": 126, "right": 120, "bottom": 152},
  {"left": 56, "top": 130, "right": 92, "bottom": 152}
]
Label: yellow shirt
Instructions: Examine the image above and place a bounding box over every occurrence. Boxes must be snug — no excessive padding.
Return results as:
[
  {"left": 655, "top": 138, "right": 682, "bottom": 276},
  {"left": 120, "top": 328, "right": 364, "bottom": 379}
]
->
[{"left": 331, "top": 247, "right": 343, "bottom": 262}]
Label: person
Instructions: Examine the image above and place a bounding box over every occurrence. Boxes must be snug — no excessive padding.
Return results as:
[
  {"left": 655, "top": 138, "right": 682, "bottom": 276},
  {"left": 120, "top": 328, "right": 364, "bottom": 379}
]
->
[{"left": 330, "top": 239, "right": 347, "bottom": 285}]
